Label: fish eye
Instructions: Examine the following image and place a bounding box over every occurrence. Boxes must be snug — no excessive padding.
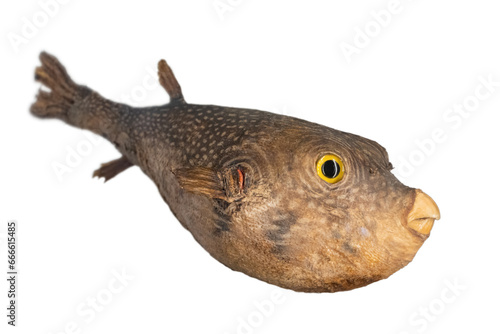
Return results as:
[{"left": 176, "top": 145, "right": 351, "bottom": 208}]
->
[{"left": 316, "top": 154, "right": 344, "bottom": 184}]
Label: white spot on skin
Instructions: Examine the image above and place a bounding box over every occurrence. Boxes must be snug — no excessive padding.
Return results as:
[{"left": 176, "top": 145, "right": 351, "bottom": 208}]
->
[{"left": 360, "top": 227, "right": 370, "bottom": 237}]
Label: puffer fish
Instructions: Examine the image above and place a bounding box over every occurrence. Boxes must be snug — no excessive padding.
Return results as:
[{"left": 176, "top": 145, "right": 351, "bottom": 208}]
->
[{"left": 31, "top": 52, "right": 440, "bottom": 293}]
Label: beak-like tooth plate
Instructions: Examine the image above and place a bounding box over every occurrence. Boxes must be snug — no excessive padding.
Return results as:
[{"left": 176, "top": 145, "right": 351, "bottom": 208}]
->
[{"left": 407, "top": 190, "right": 440, "bottom": 235}]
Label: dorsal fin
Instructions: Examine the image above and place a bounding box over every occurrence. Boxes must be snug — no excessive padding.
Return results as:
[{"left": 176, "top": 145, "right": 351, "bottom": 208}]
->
[{"left": 158, "top": 59, "right": 186, "bottom": 105}]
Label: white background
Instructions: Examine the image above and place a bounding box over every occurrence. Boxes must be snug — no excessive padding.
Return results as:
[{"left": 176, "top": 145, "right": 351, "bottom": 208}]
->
[{"left": 1, "top": 0, "right": 499, "bottom": 333}]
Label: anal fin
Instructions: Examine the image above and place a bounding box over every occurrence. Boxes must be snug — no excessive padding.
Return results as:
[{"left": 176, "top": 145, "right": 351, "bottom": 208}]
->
[{"left": 93, "top": 156, "right": 133, "bottom": 182}]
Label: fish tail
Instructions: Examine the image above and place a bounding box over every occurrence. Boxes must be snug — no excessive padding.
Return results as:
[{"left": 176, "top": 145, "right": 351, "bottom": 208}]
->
[
  {"left": 31, "top": 52, "right": 136, "bottom": 180},
  {"left": 30, "top": 52, "right": 92, "bottom": 121},
  {"left": 30, "top": 52, "right": 128, "bottom": 139}
]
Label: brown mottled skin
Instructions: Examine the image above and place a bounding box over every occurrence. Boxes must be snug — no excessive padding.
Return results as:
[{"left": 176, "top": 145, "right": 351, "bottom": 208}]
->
[{"left": 31, "top": 52, "right": 439, "bottom": 292}]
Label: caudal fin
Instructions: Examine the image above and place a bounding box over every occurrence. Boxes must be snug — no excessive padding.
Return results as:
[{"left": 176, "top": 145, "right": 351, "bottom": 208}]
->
[{"left": 30, "top": 52, "right": 90, "bottom": 120}]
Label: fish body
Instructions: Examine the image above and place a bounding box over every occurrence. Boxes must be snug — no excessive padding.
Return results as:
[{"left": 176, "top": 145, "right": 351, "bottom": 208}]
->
[{"left": 31, "top": 53, "right": 440, "bottom": 292}]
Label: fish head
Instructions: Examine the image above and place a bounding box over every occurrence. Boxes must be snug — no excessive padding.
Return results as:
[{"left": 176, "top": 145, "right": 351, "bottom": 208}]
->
[{"left": 252, "top": 123, "right": 440, "bottom": 291}]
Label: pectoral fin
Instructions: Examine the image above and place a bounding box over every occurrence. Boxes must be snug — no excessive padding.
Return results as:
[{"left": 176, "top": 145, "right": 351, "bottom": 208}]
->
[{"left": 172, "top": 165, "right": 247, "bottom": 202}]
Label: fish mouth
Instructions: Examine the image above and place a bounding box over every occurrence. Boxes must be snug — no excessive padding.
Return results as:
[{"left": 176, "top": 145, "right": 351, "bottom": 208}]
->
[{"left": 407, "top": 190, "right": 441, "bottom": 236}]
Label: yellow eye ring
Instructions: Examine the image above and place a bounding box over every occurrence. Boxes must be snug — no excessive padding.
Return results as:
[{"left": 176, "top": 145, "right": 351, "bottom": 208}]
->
[{"left": 316, "top": 154, "right": 344, "bottom": 184}]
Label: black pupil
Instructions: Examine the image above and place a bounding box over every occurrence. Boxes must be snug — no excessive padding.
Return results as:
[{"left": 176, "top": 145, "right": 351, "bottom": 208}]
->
[{"left": 322, "top": 160, "right": 340, "bottom": 179}]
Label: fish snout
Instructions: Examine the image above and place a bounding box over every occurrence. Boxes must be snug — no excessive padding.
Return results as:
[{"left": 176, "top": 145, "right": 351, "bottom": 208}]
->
[{"left": 407, "top": 190, "right": 441, "bottom": 235}]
